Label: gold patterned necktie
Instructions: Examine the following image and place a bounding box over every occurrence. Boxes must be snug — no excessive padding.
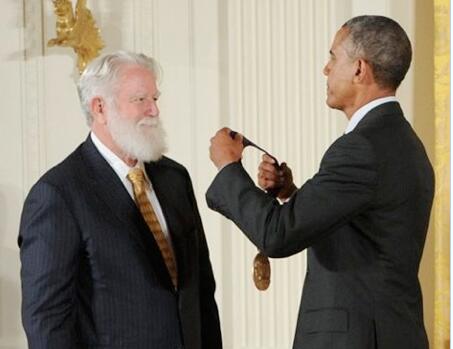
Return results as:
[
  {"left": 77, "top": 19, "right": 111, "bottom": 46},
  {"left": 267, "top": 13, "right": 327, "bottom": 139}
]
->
[{"left": 127, "top": 167, "right": 178, "bottom": 289}]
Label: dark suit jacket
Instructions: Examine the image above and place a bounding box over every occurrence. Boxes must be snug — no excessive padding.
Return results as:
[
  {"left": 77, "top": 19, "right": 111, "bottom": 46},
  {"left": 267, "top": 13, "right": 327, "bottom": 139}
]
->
[
  {"left": 206, "top": 102, "right": 433, "bottom": 349},
  {"left": 19, "top": 136, "right": 222, "bottom": 349}
]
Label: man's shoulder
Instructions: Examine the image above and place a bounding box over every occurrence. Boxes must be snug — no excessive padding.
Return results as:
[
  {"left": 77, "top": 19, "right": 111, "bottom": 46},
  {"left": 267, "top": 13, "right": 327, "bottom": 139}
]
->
[
  {"left": 35, "top": 143, "right": 86, "bottom": 188},
  {"left": 329, "top": 132, "right": 374, "bottom": 154},
  {"left": 354, "top": 102, "right": 407, "bottom": 134},
  {"left": 322, "top": 132, "right": 377, "bottom": 171},
  {"left": 151, "top": 156, "right": 189, "bottom": 175}
]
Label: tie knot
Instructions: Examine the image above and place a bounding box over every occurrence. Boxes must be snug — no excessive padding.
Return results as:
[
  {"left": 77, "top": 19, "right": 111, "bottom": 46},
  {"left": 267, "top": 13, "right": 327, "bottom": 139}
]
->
[{"left": 127, "top": 168, "right": 146, "bottom": 190}]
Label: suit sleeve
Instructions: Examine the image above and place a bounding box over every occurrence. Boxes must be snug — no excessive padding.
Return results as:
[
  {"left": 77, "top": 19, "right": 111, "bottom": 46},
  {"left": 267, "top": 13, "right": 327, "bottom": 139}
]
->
[
  {"left": 186, "top": 176, "right": 223, "bottom": 349},
  {"left": 206, "top": 133, "right": 378, "bottom": 258},
  {"left": 19, "top": 181, "right": 80, "bottom": 349}
]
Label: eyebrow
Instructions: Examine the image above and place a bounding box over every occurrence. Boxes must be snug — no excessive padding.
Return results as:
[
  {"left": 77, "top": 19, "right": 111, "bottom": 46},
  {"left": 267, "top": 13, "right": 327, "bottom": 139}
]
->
[{"left": 128, "top": 91, "right": 161, "bottom": 101}]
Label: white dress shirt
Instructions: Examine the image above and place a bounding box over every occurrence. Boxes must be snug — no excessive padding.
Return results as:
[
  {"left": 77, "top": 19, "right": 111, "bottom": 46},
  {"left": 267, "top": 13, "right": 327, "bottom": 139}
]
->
[
  {"left": 90, "top": 132, "right": 174, "bottom": 249},
  {"left": 345, "top": 96, "right": 398, "bottom": 134}
]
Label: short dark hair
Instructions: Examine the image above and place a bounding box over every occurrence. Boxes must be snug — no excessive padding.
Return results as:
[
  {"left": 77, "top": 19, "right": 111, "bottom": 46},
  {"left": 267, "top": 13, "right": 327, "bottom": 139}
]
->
[{"left": 343, "top": 15, "right": 412, "bottom": 90}]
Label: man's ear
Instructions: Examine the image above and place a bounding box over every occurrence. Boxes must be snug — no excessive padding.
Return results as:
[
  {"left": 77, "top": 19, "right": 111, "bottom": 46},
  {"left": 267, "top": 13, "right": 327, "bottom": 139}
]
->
[
  {"left": 353, "top": 58, "right": 371, "bottom": 84},
  {"left": 90, "top": 97, "right": 107, "bottom": 124}
]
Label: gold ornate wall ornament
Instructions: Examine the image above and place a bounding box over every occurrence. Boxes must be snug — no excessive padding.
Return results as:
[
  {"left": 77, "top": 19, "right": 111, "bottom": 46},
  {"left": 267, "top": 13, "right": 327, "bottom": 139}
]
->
[{"left": 48, "top": 0, "right": 104, "bottom": 73}]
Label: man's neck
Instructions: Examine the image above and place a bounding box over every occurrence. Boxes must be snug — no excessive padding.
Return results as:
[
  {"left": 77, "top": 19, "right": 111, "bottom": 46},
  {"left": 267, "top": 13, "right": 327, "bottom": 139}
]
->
[{"left": 344, "top": 89, "right": 396, "bottom": 119}]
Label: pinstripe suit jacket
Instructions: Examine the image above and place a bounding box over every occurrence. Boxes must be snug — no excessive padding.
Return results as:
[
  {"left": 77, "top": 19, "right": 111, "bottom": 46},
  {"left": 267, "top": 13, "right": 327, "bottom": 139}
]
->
[
  {"left": 19, "top": 136, "right": 222, "bottom": 349},
  {"left": 206, "top": 102, "right": 433, "bottom": 349}
]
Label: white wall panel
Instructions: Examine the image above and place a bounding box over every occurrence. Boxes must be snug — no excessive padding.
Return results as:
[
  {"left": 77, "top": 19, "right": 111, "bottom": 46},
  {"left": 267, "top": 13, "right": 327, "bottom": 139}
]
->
[
  {"left": 1, "top": 1, "right": 31, "bottom": 348},
  {"left": 221, "top": 1, "right": 349, "bottom": 347}
]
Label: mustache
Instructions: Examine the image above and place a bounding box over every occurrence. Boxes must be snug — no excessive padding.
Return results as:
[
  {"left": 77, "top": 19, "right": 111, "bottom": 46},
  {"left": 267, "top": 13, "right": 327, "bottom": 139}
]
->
[{"left": 137, "top": 116, "right": 160, "bottom": 127}]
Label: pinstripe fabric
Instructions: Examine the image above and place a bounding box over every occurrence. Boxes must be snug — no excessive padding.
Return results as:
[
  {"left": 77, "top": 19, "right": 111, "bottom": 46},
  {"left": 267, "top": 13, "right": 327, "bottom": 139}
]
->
[
  {"left": 128, "top": 168, "right": 178, "bottom": 289},
  {"left": 19, "top": 136, "right": 222, "bottom": 349}
]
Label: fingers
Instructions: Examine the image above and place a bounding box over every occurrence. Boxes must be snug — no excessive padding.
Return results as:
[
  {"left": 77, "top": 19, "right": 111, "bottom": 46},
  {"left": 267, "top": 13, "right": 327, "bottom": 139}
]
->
[
  {"left": 261, "top": 153, "right": 276, "bottom": 165},
  {"left": 259, "top": 160, "right": 277, "bottom": 174},
  {"left": 258, "top": 162, "right": 284, "bottom": 189},
  {"left": 235, "top": 133, "right": 243, "bottom": 144},
  {"left": 258, "top": 177, "right": 278, "bottom": 190},
  {"left": 218, "top": 127, "right": 231, "bottom": 134},
  {"left": 210, "top": 127, "right": 230, "bottom": 144},
  {"left": 211, "top": 127, "right": 244, "bottom": 148},
  {"left": 209, "top": 127, "right": 245, "bottom": 169},
  {"left": 280, "top": 162, "right": 293, "bottom": 178}
]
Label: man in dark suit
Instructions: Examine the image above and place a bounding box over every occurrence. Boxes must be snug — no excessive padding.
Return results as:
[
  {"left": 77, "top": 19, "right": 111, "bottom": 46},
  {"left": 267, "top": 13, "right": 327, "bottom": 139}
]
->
[
  {"left": 206, "top": 16, "right": 433, "bottom": 348},
  {"left": 19, "top": 51, "right": 222, "bottom": 349}
]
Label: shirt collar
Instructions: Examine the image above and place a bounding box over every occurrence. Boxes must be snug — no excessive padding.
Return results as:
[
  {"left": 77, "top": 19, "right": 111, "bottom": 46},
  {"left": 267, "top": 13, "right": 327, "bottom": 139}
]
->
[
  {"left": 344, "top": 96, "right": 398, "bottom": 134},
  {"left": 90, "top": 132, "right": 150, "bottom": 185}
]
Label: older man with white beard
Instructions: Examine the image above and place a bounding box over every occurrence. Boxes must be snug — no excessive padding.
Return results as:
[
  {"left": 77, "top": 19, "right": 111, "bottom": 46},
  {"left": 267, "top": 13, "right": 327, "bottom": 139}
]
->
[{"left": 19, "top": 51, "right": 222, "bottom": 349}]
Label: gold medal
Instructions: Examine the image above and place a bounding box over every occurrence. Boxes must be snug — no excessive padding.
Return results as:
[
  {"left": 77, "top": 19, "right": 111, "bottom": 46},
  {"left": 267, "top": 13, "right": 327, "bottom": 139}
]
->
[{"left": 253, "top": 251, "right": 271, "bottom": 291}]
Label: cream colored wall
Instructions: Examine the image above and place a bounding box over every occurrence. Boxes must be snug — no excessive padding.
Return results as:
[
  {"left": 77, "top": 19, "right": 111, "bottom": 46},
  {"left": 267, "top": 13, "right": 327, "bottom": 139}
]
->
[{"left": 0, "top": 1, "right": 433, "bottom": 348}]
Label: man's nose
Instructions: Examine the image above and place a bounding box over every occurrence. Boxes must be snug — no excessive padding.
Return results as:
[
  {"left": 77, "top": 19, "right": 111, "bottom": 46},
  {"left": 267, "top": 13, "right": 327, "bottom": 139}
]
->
[{"left": 147, "top": 100, "right": 159, "bottom": 117}]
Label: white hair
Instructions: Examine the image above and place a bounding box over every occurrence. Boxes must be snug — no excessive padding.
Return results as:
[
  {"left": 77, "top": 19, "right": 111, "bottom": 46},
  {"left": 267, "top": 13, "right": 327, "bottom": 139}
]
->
[{"left": 77, "top": 51, "right": 162, "bottom": 125}]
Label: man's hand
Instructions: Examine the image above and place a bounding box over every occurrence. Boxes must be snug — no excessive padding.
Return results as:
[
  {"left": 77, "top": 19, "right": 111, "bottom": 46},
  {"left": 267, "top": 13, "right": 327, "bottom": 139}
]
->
[
  {"left": 209, "top": 127, "right": 244, "bottom": 170},
  {"left": 258, "top": 154, "right": 297, "bottom": 200}
]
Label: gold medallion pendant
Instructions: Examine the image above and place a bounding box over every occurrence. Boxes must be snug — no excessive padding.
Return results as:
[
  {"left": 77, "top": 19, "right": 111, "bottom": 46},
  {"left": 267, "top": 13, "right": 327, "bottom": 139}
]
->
[{"left": 253, "top": 252, "right": 271, "bottom": 291}]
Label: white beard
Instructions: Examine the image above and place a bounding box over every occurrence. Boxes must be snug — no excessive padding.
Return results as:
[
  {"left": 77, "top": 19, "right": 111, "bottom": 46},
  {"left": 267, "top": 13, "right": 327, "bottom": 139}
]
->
[{"left": 107, "top": 109, "right": 168, "bottom": 162}]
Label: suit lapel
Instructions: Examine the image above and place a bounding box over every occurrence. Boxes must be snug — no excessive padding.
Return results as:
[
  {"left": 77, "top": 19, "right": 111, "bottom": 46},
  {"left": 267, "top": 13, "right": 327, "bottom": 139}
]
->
[
  {"left": 145, "top": 161, "right": 189, "bottom": 289},
  {"left": 79, "top": 136, "right": 174, "bottom": 289}
]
